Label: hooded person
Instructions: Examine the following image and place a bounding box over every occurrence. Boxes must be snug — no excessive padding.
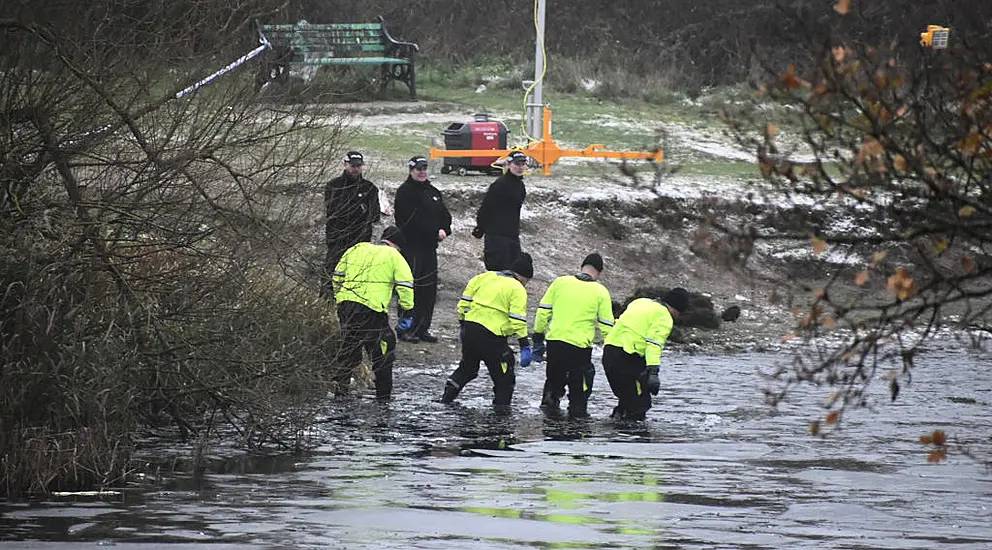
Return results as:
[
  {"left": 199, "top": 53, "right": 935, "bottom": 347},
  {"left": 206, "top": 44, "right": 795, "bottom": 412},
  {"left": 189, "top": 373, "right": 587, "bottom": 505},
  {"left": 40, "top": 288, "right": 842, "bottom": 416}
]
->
[
  {"left": 532, "top": 252, "right": 615, "bottom": 419},
  {"left": 601, "top": 287, "right": 689, "bottom": 421},
  {"left": 393, "top": 156, "right": 453, "bottom": 343},
  {"left": 439, "top": 252, "right": 535, "bottom": 411},
  {"left": 323, "top": 150, "right": 381, "bottom": 297},
  {"left": 330, "top": 226, "right": 415, "bottom": 398}
]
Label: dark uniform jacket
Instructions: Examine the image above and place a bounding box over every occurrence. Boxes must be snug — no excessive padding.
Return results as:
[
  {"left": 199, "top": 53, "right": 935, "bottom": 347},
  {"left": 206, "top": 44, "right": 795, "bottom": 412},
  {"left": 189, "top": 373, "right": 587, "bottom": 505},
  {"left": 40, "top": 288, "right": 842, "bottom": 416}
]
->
[
  {"left": 325, "top": 171, "right": 380, "bottom": 243},
  {"left": 394, "top": 176, "right": 453, "bottom": 250},
  {"left": 475, "top": 172, "right": 526, "bottom": 238}
]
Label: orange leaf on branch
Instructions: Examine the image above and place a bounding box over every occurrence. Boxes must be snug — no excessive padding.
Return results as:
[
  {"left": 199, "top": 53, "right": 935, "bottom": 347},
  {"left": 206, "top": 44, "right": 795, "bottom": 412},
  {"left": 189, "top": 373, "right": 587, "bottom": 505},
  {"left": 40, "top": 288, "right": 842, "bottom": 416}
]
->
[
  {"left": 812, "top": 236, "right": 828, "bottom": 254},
  {"left": 834, "top": 0, "right": 851, "bottom": 15},
  {"left": 886, "top": 267, "right": 915, "bottom": 301},
  {"left": 927, "top": 449, "right": 948, "bottom": 463}
]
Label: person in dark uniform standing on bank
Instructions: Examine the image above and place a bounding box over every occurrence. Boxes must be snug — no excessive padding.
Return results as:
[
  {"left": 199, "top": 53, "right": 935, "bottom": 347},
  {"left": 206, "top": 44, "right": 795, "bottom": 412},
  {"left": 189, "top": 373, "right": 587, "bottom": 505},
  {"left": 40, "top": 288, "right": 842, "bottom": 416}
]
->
[
  {"left": 324, "top": 151, "right": 381, "bottom": 297},
  {"left": 331, "top": 226, "right": 414, "bottom": 398},
  {"left": 393, "top": 156, "right": 453, "bottom": 343},
  {"left": 472, "top": 150, "right": 527, "bottom": 271},
  {"left": 603, "top": 288, "right": 689, "bottom": 421}
]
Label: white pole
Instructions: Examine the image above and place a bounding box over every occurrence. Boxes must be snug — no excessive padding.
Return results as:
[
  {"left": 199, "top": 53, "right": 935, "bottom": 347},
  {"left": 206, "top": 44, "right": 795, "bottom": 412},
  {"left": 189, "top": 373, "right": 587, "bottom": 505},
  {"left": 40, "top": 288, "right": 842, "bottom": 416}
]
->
[{"left": 527, "top": 0, "right": 547, "bottom": 140}]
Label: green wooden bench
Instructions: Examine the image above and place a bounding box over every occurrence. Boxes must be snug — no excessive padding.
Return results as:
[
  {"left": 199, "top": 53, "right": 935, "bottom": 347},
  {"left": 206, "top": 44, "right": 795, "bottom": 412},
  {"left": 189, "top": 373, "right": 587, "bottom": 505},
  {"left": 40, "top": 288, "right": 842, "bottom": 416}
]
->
[{"left": 255, "top": 17, "right": 419, "bottom": 99}]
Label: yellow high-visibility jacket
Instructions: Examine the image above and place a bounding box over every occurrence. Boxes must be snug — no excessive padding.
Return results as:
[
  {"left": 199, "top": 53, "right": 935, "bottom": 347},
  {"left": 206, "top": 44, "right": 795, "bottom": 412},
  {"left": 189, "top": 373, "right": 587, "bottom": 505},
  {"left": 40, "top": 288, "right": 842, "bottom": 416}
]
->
[
  {"left": 333, "top": 242, "right": 414, "bottom": 313},
  {"left": 603, "top": 298, "right": 674, "bottom": 367},
  {"left": 457, "top": 271, "right": 528, "bottom": 339},
  {"left": 534, "top": 274, "right": 614, "bottom": 348}
]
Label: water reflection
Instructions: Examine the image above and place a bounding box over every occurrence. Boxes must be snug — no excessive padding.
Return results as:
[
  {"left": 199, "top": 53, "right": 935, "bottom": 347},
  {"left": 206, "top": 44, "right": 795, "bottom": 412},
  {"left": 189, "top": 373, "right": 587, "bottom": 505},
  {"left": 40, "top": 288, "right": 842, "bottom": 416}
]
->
[{"left": 1, "top": 348, "right": 991, "bottom": 549}]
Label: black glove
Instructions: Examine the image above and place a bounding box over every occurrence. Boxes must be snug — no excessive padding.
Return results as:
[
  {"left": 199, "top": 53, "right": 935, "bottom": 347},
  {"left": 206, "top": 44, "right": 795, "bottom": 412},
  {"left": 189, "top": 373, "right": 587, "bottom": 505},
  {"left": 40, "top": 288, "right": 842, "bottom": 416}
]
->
[
  {"left": 644, "top": 366, "right": 661, "bottom": 396},
  {"left": 471, "top": 226, "right": 485, "bottom": 239},
  {"left": 532, "top": 332, "right": 546, "bottom": 362}
]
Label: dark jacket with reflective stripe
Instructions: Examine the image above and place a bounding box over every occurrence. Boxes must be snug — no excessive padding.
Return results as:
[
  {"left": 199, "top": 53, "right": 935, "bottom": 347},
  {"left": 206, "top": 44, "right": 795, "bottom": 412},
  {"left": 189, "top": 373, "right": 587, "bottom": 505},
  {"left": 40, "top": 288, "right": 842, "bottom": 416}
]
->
[
  {"left": 534, "top": 273, "right": 614, "bottom": 348},
  {"left": 394, "top": 176, "right": 452, "bottom": 250},
  {"left": 333, "top": 242, "right": 414, "bottom": 313},
  {"left": 603, "top": 298, "right": 674, "bottom": 367},
  {"left": 475, "top": 172, "right": 525, "bottom": 238},
  {"left": 457, "top": 271, "right": 528, "bottom": 339}
]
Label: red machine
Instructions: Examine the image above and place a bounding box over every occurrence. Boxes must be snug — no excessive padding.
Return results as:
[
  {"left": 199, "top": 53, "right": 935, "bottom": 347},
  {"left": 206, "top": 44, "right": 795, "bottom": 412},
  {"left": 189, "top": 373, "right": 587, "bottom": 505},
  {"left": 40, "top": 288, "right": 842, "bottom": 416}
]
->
[{"left": 439, "top": 114, "right": 508, "bottom": 176}]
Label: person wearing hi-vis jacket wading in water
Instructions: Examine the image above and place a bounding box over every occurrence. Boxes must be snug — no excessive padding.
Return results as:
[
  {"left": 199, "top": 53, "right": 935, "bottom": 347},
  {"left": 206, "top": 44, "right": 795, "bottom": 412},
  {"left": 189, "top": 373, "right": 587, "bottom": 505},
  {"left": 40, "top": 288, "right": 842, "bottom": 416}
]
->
[
  {"left": 439, "top": 253, "right": 535, "bottom": 412},
  {"left": 332, "top": 226, "right": 414, "bottom": 398},
  {"left": 602, "top": 287, "right": 689, "bottom": 421},
  {"left": 532, "top": 252, "right": 615, "bottom": 419}
]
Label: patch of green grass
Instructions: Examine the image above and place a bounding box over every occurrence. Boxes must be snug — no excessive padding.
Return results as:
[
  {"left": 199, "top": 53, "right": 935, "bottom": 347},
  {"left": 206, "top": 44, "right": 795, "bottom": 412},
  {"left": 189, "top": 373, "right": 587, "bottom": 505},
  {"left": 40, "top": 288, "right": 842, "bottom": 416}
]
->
[
  {"left": 348, "top": 132, "right": 435, "bottom": 163},
  {"left": 677, "top": 161, "right": 761, "bottom": 178}
]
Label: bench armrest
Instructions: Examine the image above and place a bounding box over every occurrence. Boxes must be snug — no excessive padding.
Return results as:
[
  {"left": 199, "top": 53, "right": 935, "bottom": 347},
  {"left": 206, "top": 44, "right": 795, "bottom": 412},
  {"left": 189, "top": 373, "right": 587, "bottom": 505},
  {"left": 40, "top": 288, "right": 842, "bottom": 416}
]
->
[{"left": 378, "top": 15, "right": 419, "bottom": 57}]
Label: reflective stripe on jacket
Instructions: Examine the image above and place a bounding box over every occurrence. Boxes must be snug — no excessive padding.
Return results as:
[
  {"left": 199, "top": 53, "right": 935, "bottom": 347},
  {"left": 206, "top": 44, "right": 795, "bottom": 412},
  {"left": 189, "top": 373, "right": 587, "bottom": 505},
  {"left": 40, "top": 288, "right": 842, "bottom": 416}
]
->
[
  {"left": 534, "top": 274, "right": 614, "bottom": 348},
  {"left": 457, "top": 271, "right": 528, "bottom": 339},
  {"left": 333, "top": 242, "right": 414, "bottom": 313},
  {"left": 603, "top": 298, "right": 673, "bottom": 367}
]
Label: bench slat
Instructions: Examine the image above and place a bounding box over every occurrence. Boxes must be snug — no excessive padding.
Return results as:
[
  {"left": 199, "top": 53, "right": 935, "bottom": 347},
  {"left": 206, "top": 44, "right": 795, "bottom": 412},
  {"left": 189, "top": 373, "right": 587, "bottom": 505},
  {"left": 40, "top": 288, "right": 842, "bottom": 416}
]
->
[
  {"left": 294, "top": 57, "right": 409, "bottom": 65},
  {"left": 260, "top": 23, "right": 383, "bottom": 32}
]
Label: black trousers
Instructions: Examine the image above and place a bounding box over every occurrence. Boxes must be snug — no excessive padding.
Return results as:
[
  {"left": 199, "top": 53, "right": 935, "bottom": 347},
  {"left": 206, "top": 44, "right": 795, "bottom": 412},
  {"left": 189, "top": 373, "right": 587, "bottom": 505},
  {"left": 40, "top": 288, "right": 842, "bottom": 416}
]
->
[
  {"left": 542, "top": 340, "right": 595, "bottom": 417},
  {"left": 602, "top": 344, "right": 651, "bottom": 420},
  {"left": 400, "top": 246, "right": 438, "bottom": 336},
  {"left": 446, "top": 321, "right": 516, "bottom": 406},
  {"left": 483, "top": 234, "right": 521, "bottom": 272},
  {"left": 323, "top": 226, "right": 371, "bottom": 297},
  {"left": 335, "top": 300, "right": 397, "bottom": 397}
]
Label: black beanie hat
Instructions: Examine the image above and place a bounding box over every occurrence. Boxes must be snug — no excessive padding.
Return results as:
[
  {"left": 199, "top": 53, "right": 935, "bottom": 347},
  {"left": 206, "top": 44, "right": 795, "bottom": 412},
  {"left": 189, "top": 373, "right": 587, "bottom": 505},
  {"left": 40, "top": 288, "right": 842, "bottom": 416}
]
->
[
  {"left": 663, "top": 287, "right": 690, "bottom": 313},
  {"left": 581, "top": 252, "right": 604, "bottom": 272},
  {"left": 510, "top": 252, "right": 534, "bottom": 279},
  {"left": 380, "top": 225, "right": 405, "bottom": 249}
]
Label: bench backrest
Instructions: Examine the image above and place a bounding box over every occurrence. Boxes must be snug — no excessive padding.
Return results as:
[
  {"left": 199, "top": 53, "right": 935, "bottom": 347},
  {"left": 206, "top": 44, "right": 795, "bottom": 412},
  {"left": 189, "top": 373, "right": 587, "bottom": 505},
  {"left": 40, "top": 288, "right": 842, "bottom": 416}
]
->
[{"left": 259, "top": 21, "right": 389, "bottom": 60}]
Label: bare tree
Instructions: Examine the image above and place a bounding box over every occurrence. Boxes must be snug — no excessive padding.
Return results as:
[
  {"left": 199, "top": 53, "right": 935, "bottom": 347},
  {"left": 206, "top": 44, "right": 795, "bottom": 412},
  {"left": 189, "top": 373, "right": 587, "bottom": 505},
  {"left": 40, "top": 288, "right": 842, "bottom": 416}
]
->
[
  {"left": 724, "top": 1, "right": 992, "bottom": 464},
  {"left": 1, "top": 0, "right": 353, "bottom": 495}
]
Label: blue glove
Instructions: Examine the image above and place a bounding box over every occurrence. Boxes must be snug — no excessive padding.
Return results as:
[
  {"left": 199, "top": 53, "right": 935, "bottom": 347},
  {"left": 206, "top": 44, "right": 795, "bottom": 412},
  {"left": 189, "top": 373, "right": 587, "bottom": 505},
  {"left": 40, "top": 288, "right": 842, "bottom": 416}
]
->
[
  {"left": 520, "top": 346, "right": 533, "bottom": 368},
  {"left": 397, "top": 316, "right": 414, "bottom": 333}
]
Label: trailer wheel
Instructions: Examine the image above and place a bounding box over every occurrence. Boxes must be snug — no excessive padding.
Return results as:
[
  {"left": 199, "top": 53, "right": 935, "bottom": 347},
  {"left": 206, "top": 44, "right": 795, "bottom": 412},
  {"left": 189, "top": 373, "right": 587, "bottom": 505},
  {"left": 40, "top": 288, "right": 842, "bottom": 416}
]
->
[
  {"left": 457, "top": 167, "right": 468, "bottom": 176},
  {"left": 440, "top": 165, "right": 451, "bottom": 174}
]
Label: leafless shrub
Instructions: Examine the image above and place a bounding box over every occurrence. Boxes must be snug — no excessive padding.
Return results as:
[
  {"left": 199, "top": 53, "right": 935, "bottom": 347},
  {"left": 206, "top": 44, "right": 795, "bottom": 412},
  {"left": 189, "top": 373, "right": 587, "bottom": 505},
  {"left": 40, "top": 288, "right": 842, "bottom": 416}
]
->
[{"left": 1, "top": 0, "right": 352, "bottom": 495}]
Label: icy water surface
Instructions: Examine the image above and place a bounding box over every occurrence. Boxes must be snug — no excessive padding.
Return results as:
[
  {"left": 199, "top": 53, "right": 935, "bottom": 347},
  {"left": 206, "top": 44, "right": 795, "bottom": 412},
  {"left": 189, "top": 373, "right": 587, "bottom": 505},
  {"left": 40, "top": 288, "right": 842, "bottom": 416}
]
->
[{"left": 1, "top": 347, "right": 990, "bottom": 549}]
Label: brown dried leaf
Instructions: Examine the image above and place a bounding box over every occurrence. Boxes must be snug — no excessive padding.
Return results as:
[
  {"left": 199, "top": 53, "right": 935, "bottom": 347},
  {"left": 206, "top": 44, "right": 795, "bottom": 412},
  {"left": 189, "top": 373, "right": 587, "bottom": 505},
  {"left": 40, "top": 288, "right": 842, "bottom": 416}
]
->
[
  {"left": 810, "top": 420, "right": 821, "bottom": 436},
  {"left": 959, "top": 205, "right": 977, "bottom": 217},
  {"left": 927, "top": 449, "right": 948, "bottom": 463},
  {"left": 812, "top": 236, "right": 828, "bottom": 255},
  {"left": 856, "top": 139, "right": 884, "bottom": 163},
  {"left": 961, "top": 256, "right": 976, "bottom": 274},
  {"left": 820, "top": 316, "right": 836, "bottom": 329},
  {"left": 886, "top": 267, "right": 916, "bottom": 301},
  {"left": 932, "top": 430, "right": 947, "bottom": 446},
  {"left": 825, "top": 411, "right": 840, "bottom": 424},
  {"left": 834, "top": 0, "right": 851, "bottom": 15},
  {"left": 855, "top": 270, "right": 870, "bottom": 286},
  {"left": 766, "top": 122, "right": 779, "bottom": 137}
]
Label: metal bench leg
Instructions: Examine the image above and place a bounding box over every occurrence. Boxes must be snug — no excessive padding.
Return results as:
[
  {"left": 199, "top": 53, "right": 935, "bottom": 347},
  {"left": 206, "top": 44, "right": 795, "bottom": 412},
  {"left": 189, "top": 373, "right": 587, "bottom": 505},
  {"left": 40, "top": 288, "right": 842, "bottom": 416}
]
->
[{"left": 407, "top": 62, "right": 417, "bottom": 100}]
